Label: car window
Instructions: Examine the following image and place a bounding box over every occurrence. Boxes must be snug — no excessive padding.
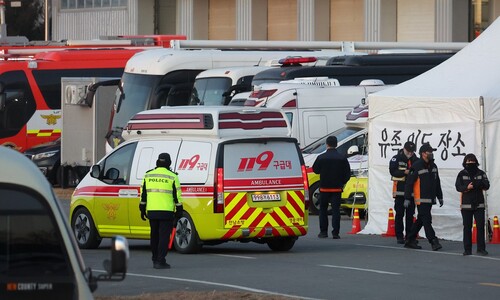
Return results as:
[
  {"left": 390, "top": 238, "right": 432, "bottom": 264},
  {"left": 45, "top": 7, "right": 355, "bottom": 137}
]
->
[
  {"left": 101, "top": 142, "right": 137, "bottom": 185},
  {"left": 0, "top": 185, "right": 75, "bottom": 297},
  {"left": 337, "top": 133, "right": 368, "bottom": 157}
]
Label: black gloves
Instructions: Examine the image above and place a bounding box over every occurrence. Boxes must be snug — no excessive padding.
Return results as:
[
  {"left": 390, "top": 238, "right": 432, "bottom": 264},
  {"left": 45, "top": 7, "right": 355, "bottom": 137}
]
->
[
  {"left": 175, "top": 204, "right": 183, "bottom": 219},
  {"left": 438, "top": 198, "right": 444, "bottom": 207},
  {"left": 139, "top": 203, "right": 147, "bottom": 221}
]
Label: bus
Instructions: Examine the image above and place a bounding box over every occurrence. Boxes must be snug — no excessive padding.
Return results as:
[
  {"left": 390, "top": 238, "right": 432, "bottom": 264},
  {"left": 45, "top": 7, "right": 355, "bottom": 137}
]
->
[
  {"left": 0, "top": 36, "right": 184, "bottom": 152},
  {"left": 251, "top": 52, "right": 456, "bottom": 86}
]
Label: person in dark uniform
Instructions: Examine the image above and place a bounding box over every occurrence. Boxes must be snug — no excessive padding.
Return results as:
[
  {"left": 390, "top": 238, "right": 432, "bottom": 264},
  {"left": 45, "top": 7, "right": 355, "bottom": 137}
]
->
[
  {"left": 140, "top": 153, "right": 183, "bottom": 269},
  {"left": 313, "top": 136, "right": 351, "bottom": 239},
  {"left": 455, "top": 153, "right": 490, "bottom": 256},
  {"left": 404, "top": 143, "right": 443, "bottom": 251},
  {"left": 389, "top": 141, "right": 418, "bottom": 244}
]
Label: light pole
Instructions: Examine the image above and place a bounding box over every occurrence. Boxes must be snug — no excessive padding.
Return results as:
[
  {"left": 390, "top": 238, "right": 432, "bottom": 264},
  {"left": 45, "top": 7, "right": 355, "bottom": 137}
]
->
[{"left": 44, "top": 0, "right": 49, "bottom": 40}]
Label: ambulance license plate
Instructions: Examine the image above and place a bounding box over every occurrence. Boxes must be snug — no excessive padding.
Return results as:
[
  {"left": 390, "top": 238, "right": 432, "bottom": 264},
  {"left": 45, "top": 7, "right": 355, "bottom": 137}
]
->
[{"left": 251, "top": 193, "right": 281, "bottom": 202}]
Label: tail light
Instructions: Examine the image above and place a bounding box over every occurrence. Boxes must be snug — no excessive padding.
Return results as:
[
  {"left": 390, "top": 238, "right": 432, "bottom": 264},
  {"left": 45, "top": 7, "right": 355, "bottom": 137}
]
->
[
  {"left": 214, "top": 167, "right": 224, "bottom": 213},
  {"left": 248, "top": 89, "right": 277, "bottom": 99},
  {"left": 301, "top": 165, "right": 310, "bottom": 209}
]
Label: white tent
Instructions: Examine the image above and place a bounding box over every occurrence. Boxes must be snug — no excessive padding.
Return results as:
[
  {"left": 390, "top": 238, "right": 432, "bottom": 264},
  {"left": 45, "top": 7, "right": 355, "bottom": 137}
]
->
[{"left": 361, "top": 18, "right": 500, "bottom": 241}]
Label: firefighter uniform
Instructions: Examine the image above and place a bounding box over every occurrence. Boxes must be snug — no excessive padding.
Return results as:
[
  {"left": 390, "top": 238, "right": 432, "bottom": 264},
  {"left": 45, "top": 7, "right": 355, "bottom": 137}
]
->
[
  {"left": 140, "top": 153, "right": 183, "bottom": 269},
  {"left": 404, "top": 143, "right": 443, "bottom": 250},
  {"left": 389, "top": 143, "right": 418, "bottom": 244},
  {"left": 455, "top": 154, "right": 490, "bottom": 256}
]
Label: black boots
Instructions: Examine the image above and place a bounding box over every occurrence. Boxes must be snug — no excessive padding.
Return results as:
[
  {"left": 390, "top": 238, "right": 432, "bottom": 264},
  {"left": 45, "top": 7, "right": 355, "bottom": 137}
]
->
[
  {"left": 431, "top": 238, "right": 442, "bottom": 251},
  {"left": 404, "top": 239, "right": 422, "bottom": 249}
]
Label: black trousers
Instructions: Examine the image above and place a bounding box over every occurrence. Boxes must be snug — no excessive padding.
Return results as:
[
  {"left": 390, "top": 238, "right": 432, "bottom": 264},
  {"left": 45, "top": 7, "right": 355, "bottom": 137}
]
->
[
  {"left": 461, "top": 208, "right": 486, "bottom": 252},
  {"left": 149, "top": 218, "right": 174, "bottom": 264},
  {"left": 319, "top": 191, "right": 341, "bottom": 235},
  {"left": 407, "top": 203, "right": 436, "bottom": 243},
  {"left": 394, "top": 196, "right": 415, "bottom": 240}
]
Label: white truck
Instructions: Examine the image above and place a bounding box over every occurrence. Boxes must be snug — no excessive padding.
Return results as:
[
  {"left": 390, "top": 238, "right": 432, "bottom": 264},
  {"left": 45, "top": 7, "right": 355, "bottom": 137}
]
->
[
  {"left": 60, "top": 77, "right": 119, "bottom": 186},
  {"left": 245, "top": 78, "right": 387, "bottom": 147}
]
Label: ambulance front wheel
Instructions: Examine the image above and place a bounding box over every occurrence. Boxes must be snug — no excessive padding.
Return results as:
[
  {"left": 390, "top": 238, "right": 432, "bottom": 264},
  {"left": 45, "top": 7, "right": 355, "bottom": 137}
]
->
[
  {"left": 71, "top": 207, "right": 102, "bottom": 249},
  {"left": 174, "top": 213, "right": 202, "bottom": 254},
  {"left": 267, "top": 237, "right": 296, "bottom": 251}
]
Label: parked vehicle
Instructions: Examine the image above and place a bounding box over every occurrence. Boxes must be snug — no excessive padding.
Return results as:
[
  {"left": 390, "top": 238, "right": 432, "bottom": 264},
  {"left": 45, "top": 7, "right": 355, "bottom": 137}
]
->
[
  {"left": 245, "top": 78, "right": 387, "bottom": 147},
  {"left": 188, "top": 57, "right": 326, "bottom": 106},
  {"left": 251, "top": 52, "right": 455, "bottom": 86},
  {"left": 302, "top": 125, "right": 368, "bottom": 215},
  {"left": 0, "top": 35, "right": 183, "bottom": 153},
  {"left": 70, "top": 107, "right": 310, "bottom": 253},
  {"left": 0, "top": 146, "right": 128, "bottom": 299},
  {"left": 108, "top": 44, "right": 357, "bottom": 150}
]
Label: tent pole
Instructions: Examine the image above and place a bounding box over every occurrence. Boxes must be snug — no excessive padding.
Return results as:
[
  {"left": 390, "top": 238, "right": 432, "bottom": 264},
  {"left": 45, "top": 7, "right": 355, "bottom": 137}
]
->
[{"left": 479, "top": 96, "right": 490, "bottom": 240}]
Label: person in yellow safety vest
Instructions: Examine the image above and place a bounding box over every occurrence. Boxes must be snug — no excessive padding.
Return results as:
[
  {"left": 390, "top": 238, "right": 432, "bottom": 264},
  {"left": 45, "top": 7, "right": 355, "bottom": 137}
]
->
[{"left": 139, "top": 153, "right": 183, "bottom": 269}]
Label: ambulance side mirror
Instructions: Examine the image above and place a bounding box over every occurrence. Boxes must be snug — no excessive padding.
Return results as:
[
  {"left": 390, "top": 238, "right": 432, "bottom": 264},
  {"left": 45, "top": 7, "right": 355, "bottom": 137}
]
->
[{"left": 90, "top": 165, "right": 101, "bottom": 178}]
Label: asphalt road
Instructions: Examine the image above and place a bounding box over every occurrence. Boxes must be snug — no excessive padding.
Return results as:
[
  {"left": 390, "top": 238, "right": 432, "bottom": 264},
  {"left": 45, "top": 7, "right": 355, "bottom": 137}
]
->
[{"left": 58, "top": 198, "right": 500, "bottom": 300}]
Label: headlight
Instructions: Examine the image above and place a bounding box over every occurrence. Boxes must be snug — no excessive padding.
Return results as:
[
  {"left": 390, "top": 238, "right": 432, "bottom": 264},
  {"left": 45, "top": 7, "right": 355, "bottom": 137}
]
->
[{"left": 33, "top": 150, "right": 58, "bottom": 160}]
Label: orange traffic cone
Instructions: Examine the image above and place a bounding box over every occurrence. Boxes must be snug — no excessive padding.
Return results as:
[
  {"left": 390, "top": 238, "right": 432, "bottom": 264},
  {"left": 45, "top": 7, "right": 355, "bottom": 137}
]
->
[
  {"left": 490, "top": 216, "right": 500, "bottom": 244},
  {"left": 382, "top": 208, "right": 396, "bottom": 237},
  {"left": 348, "top": 208, "right": 362, "bottom": 234},
  {"left": 472, "top": 219, "right": 477, "bottom": 244}
]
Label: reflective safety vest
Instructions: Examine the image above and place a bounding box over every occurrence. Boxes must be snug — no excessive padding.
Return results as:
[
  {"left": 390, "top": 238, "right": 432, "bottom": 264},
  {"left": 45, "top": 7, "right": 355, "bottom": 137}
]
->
[{"left": 141, "top": 167, "right": 182, "bottom": 212}]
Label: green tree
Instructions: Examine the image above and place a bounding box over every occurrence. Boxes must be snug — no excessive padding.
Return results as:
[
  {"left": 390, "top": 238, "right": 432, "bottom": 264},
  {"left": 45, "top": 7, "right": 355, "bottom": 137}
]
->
[{"left": 5, "top": 0, "right": 45, "bottom": 40}]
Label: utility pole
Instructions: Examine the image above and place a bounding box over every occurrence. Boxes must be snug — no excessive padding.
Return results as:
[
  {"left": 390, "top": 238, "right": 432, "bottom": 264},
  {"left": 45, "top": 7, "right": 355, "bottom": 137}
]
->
[{"left": 44, "top": 0, "right": 49, "bottom": 40}]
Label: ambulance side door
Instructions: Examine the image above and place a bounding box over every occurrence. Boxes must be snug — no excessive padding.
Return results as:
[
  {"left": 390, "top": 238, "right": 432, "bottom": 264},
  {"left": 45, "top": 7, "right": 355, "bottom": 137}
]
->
[{"left": 128, "top": 140, "right": 182, "bottom": 237}]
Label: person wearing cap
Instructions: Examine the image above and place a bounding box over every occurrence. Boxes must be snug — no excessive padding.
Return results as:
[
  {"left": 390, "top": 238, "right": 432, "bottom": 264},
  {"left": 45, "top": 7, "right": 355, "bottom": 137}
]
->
[
  {"left": 139, "top": 153, "right": 183, "bottom": 269},
  {"left": 404, "top": 142, "right": 443, "bottom": 251},
  {"left": 313, "top": 135, "right": 351, "bottom": 239},
  {"left": 455, "top": 153, "right": 490, "bottom": 256},
  {"left": 389, "top": 141, "right": 418, "bottom": 244}
]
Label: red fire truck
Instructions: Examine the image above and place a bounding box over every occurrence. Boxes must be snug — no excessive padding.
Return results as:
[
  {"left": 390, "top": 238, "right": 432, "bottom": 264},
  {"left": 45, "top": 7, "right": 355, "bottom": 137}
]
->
[{"left": 0, "top": 35, "right": 185, "bottom": 152}]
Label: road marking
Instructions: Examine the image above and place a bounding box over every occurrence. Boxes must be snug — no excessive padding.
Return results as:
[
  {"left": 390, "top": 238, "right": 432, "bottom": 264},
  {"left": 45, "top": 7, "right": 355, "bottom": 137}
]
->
[
  {"left": 95, "top": 269, "right": 323, "bottom": 300},
  {"left": 356, "top": 244, "right": 500, "bottom": 260},
  {"left": 210, "top": 254, "right": 256, "bottom": 259},
  {"left": 320, "top": 264, "right": 401, "bottom": 275},
  {"left": 479, "top": 283, "right": 500, "bottom": 287}
]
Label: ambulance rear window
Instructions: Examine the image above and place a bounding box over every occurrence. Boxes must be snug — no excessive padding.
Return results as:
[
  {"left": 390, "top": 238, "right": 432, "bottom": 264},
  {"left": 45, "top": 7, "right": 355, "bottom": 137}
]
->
[{"left": 223, "top": 140, "right": 302, "bottom": 179}]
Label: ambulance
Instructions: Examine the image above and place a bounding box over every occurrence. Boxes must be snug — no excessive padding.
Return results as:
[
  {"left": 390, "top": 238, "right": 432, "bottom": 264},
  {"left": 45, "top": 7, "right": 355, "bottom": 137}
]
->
[{"left": 70, "top": 107, "right": 309, "bottom": 253}]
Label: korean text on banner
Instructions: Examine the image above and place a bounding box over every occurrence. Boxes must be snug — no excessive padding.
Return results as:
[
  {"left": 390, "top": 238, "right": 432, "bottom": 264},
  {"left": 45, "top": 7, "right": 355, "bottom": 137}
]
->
[{"left": 371, "top": 121, "right": 475, "bottom": 169}]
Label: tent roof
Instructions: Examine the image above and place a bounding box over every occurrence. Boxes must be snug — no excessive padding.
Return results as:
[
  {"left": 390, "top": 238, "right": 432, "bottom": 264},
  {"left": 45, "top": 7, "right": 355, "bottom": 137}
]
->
[{"left": 374, "top": 17, "right": 500, "bottom": 99}]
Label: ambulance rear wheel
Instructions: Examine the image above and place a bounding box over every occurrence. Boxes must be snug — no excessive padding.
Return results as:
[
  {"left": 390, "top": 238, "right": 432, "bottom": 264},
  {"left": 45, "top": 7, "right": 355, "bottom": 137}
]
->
[
  {"left": 174, "top": 213, "right": 202, "bottom": 254},
  {"left": 71, "top": 207, "right": 102, "bottom": 249},
  {"left": 267, "top": 237, "right": 296, "bottom": 252}
]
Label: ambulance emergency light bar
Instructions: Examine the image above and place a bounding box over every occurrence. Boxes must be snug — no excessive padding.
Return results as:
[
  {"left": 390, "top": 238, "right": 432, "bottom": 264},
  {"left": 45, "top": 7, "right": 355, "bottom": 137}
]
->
[{"left": 123, "top": 107, "right": 291, "bottom": 140}]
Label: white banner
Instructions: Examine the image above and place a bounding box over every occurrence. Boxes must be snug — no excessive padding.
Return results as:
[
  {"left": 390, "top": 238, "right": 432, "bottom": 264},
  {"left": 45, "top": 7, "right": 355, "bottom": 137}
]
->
[{"left": 371, "top": 121, "right": 476, "bottom": 169}]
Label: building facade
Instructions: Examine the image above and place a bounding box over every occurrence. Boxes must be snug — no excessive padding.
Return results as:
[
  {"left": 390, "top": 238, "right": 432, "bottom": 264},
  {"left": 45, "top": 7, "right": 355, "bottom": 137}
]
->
[{"left": 52, "top": 0, "right": 498, "bottom": 43}]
